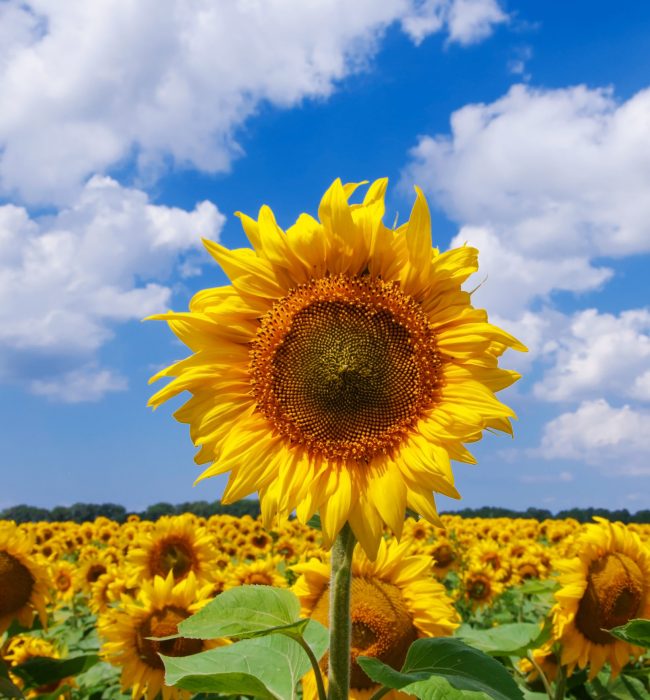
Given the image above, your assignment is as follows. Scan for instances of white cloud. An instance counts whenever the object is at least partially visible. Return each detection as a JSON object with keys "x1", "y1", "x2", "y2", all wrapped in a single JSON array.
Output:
[
  {"x1": 534, "y1": 308, "x2": 650, "y2": 403},
  {"x1": 30, "y1": 365, "x2": 128, "y2": 403},
  {"x1": 404, "y1": 84, "x2": 650, "y2": 258},
  {"x1": 0, "y1": 176, "x2": 224, "y2": 400},
  {"x1": 451, "y1": 226, "x2": 611, "y2": 319},
  {"x1": 536, "y1": 399, "x2": 650, "y2": 475},
  {"x1": 401, "y1": 0, "x2": 507, "y2": 46},
  {"x1": 0, "y1": 0, "x2": 508, "y2": 204}
]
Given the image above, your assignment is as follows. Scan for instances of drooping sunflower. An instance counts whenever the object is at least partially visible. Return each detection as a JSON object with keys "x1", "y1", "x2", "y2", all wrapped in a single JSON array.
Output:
[
  {"x1": 149, "y1": 179, "x2": 525, "y2": 557},
  {"x1": 0, "y1": 523, "x2": 50, "y2": 633},
  {"x1": 552, "y1": 518, "x2": 650, "y2": 679},
  {"x1": 292, "y1": 538, "x2": 459, "y2": 699},
  {"x1": 98, "y1": 572, "x2": 219, "y2": 700},
  {"x1": 2, "y1": 634, "x2": 72, "y2": 698}
]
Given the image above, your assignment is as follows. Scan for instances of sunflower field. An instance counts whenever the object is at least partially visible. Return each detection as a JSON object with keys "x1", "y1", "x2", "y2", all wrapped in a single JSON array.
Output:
[{"x1": 1, "y1": 513, "x2": 649, "y2": 700}]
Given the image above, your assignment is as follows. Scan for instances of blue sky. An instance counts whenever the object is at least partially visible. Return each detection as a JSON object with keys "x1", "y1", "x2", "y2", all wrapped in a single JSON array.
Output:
[{"x1": 1, "y1": 0, "x2": 649, "y2": 514}]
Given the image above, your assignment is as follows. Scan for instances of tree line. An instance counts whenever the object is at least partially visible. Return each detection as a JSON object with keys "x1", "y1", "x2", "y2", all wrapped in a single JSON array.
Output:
[
  {"x1": 1, "y1": 501, "x2": 649, "y2": 524},
  {"x1": 0, "y1": 499, "x2": 261, "y2": 524}
]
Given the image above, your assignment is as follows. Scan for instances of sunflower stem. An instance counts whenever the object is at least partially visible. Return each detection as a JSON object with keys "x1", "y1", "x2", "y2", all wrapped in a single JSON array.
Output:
[
  {"x1": 327, "y1": 522, "x2": 356, "y2": 700},
  {"x1": 294, "y1": 634, "x2": 327, "y2": 700},
  {"x1": 553, "y1": 664, "x2": 566, "y2": 700}
]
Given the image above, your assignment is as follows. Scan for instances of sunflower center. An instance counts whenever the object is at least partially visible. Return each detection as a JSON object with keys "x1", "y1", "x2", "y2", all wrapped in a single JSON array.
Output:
[
  {"x1": 575, "y1": 552, "x2": 644, "y2": 645},
  {"x1": 149, "y1": 536, "x2": 196, "y2": 580},
  {"x1": 0, "y1": 551, "x2": 34, "y2": 617},
  {"x1": 136, "y1": 605, "x2": 203, "y2": 670},
  {"x1": 433, "y1": 544, "x2": 455, "y2": 568},
  {"x1": 467, "y1": 574, "x2": 491, "y2": 601},
  {"x1": 251, "y1": 275, "x2": 441, "y2": 461},
  {"x1": 311, "y1": 576, "x2": 418, "y2": 690}
]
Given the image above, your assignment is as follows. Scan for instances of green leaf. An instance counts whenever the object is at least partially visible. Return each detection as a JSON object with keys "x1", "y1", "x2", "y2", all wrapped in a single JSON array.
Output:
[
  {"x1": 162, "y1": 619, "x2": 328, "y2": 700},
  {"x1": 307, "y1": 514, "x2": 322, "y2": 530},
  {"x1": 11, "y1": 654, "x2": 99, "y2": 687},
  {"x1": 608, "y1": 619, "x2": 650, "y2": 647},
  {"x1": 401, "y1": 675, "x2": 490, "y2": 699},
  {"x1": 586, "y1": 672, "x2": 649, "y2": 700},
  {"x1": 358, "y1": 638, "x2": 524, "y2": 700},
  {"x1": 0, "y1": 677, "x2": 25, "y2": 699},
  {"x1": 515, "y1": 579, "x2": 559, "y2": 595},
  {"x1": 455, "y1": 623, "x2": 545, "y2": 656},
  {"x1": 173, "y1": 585, "x2": 306, "y2": 641}
]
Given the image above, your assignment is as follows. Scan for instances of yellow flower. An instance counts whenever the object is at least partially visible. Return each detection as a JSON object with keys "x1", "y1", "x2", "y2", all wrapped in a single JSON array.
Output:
[
  {"x1": 462, "y1": 564, "x2": 504, "y2": 609},
  {"x1": 125, "y1": 514, "x2": 217, "y2": 584},
  {"x1": 293, "y1": 538, "x2": 459, "y2": 699},
  {"x1": 98, "y1": 572, "x2": 219, "y2": 700},
  {"x1": 0, "y1": 523, "x2": 50, "y2": 633},
  {"x1": 2, "y1": 634, "x2": 72, "y2": 699},
  {"x1": 552, "y1": 518, "x2": 650, "y2": 679},
  {"x1": 149, "y1": 179, "x2": 525, "y2": 557}
]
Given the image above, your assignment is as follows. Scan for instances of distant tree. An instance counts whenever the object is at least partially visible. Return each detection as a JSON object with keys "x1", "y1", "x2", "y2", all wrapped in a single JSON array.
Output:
[
  {"x1": 0, "y1": 504, "x2": 50, "y2": 523},
  {"x1": 141, "y1": 502, "x2": 176, "y2": 520}
]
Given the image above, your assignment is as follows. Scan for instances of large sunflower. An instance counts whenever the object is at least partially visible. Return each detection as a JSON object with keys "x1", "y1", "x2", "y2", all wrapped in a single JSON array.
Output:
[
  {"x1": 552, "y1": 518, "x2": 650, "y2": 679},
  {"x1": 149, "y1": 179, "x2": 525, "y2": 557},
  {"x1": 292, "y1": 538, "x2": 459, "y2": 699},
  {"x1": 0, "y1": 523, "x2": 50, "y2": 633}
]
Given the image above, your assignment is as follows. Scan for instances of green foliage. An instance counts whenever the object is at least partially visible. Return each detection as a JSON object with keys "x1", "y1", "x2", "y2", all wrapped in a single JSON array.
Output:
[
  {"x1": 455, "y1": 623, "x2": 546, "y2": 657},
  {"x1": 163, "y1": 623, "x2": 327, "y2": 699},
  {"x1": 358, "y1": 637, "x2": 524, "y2": 700},
  {"x1": 158, "y1": 585, "x2": 327, "y2": 700},
  {"x1": 607, "y1": 619, "x2": 650, "y2": 648},
  {"x1": 10, "y1": 653, "x2": 99, "y2": 687},
  {"x1": 173, "y1": 585, "x2": 310, "y2": 641}
]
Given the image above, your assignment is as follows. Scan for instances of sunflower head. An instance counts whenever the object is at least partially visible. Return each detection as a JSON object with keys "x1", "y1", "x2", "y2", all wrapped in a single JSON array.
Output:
[
  {"x1": 149, "y1": 179, "x2": 525, "y2": 558},
  {"x1": 292, "y1": 538, "x2": 459, "y2": 698},
  {"x1": 552, "y1": 518, "x2": 650, "y2": 679},
  {"x1": 0, "y1": 523, "x2": 50, "y2": 633}
]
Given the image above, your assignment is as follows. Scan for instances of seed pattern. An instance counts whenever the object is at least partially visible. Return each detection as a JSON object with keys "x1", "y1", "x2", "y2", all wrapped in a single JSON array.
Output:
[
  {"x1": 250, "y1": 274, "x2": 442, "y2": 461},
  {"x1": 574, "y1": 552, "x2": 643, "y2": 645}
]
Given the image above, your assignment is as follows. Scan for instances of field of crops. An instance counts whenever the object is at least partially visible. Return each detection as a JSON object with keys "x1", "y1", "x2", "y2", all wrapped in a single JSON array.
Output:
[{"x1": 1, "y1": 514, "x2": 649, "y2": 699}]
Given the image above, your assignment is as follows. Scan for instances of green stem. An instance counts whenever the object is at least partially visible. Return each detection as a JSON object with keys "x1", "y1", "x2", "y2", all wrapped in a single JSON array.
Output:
[
  {"x1": 294, "y1": 635, "x2": 327, "y2": 700},
  {"x1": 553, "y1": 664, "x2": 566, "y2": 700},
  {"x1": 327, "y1": 523, "x2": 356, "y2": 700}
]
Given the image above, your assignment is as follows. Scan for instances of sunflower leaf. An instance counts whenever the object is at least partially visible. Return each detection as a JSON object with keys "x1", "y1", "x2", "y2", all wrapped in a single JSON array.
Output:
[
  {"x1": 10, "y1": 654, "x2": 99, "y2": 686},
  {"x1": 607, "y1": 619, "x2": 650, "y2": 647},
  {"x1": 358, "y1": 638, "x2": 524, "y2": 700},
  {"x1": 162, "y1": 621, "x2": 328, "y2": 700},
  {"x1": 401, "y1": 675, "x2": 491, "y2": 699},
  {"x1": 175, "y1": 585, "x2": 305, "y2": 640},
  {"x1": 455, "y1": 623, "x2": 546, "y2": 656}
]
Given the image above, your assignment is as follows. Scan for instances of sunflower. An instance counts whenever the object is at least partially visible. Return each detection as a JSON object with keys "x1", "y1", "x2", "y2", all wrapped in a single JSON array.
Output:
[
  {"x1": 224, "y1": 555, "x2": 287, "y2": 589},
  {"x1": 552, "y1": 518, "x2": 650, "y2": 679},
  {"x1": 461, "y1": 564, "x2": 504, "y2": 609},
  {"x1": 2, "y1": 634, "x2": 72, "y2": 698},
  {"x1": 49, "y1": 559, "x2": 77, "y2": 603},
  {"x1": 293, "y1": 538, "x2": 459, "y2": 699},
  {"x1": 98, "y1": 572, "x2": 218, "y2": 700},
  {"x1": 0, "y1": 523, "x2": 50, "y2": 633},
  {"x1": 149, "y1": 179, "x2": 525, "y2": 558},
  {"x1": 125, "y1": 514, "x2": 217, "y2": 584}
]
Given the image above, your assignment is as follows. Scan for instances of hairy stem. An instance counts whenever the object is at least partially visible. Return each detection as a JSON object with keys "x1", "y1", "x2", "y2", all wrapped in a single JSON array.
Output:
[{"x1": 327, "y1": 523, "x2": 356, "y2": 700}]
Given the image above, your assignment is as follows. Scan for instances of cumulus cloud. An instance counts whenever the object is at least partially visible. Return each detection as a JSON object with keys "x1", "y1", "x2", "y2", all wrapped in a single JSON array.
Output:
[
  {"x1": 29, "y1": 365, "x2": 128, "y2": 403},
  {"x1": 0, "y1": 0, "x2": 508, "y2": 204},
  {"x1": 401, "y1": 0, "x2": 507, "y2": 46},
  {"x1": 450, "y1": 226, "x2": 611, "y2": 319},
  {"x1": 534, "y1": 308, "x2": 650, "y2": 403},
  {"x1": 0, "y1": 176, "x2": 224, "y2": 400},
  {"x1": 536, "y1": 399, "x2": 650, "y2": 475},
  {"x1": 404, "y1": 84, "x2": 650, "y2": 259}
]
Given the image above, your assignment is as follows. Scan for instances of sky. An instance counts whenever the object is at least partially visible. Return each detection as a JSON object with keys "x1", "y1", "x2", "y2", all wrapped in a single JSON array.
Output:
[{"x1": 1, "y1": 0, "x2": 649, "y2": 515}]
